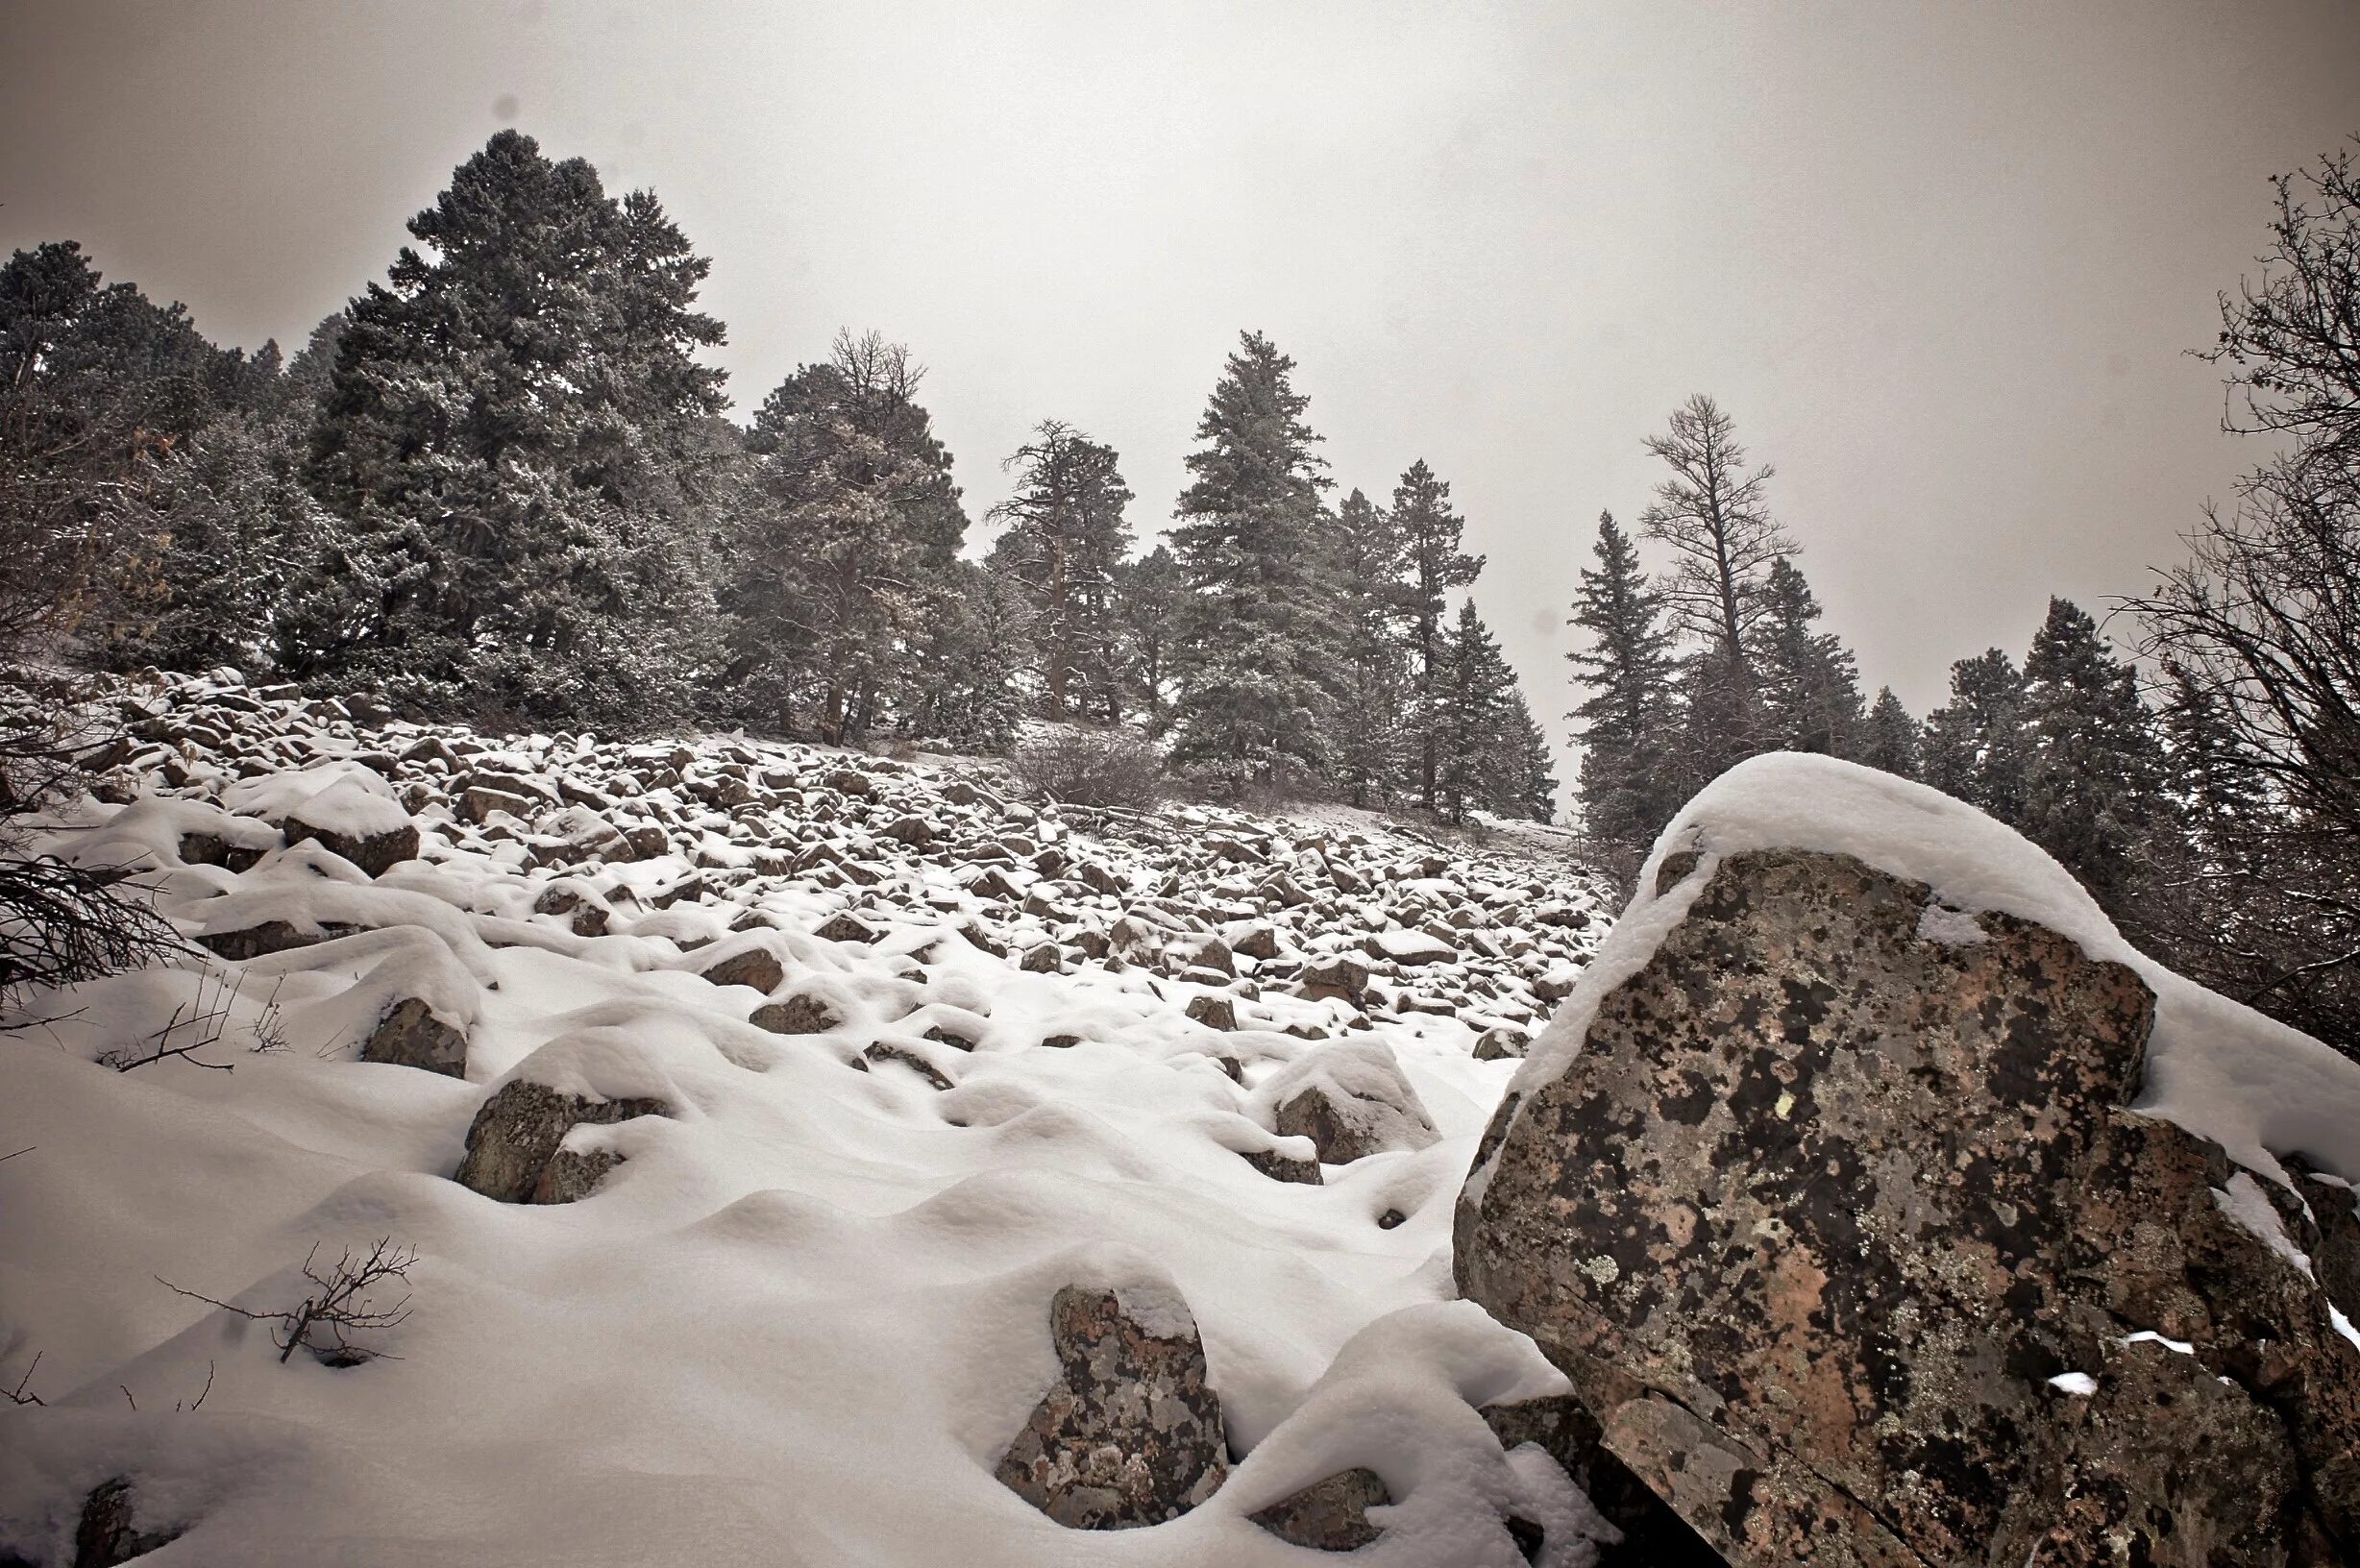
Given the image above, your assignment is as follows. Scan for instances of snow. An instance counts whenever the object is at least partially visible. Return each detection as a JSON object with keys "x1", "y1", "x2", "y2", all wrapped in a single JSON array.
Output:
[
  {"x1": 1, "y1": 677, "x2": 1613, "y2": 1566},
  {"x1": 2046, "y1": 1372, "x2": 2098, "y2": 1395},
  {"x1": 1510, "y1": 752, "x2": 2360, "y2": 1188}
]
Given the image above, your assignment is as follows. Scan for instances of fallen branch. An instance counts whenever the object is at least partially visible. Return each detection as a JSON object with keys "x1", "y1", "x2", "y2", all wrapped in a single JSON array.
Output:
[{"x1": 158, "y1": 1238, "x2": 415, "y2": 1365}]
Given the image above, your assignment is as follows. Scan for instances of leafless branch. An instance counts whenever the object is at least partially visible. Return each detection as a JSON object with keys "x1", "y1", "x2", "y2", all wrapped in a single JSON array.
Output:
[{"x1": 157, "y1": 1238, "x2": 415, "y2": 1365}]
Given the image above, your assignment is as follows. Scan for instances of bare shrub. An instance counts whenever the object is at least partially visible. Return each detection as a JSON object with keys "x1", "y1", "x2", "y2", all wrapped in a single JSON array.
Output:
[
  {"x1": 1011, "y1": 728, "x2": 1165, "y2": 810},
  {"x1": 158, "y1": 1237, "x2": 415, "y2": 1366}
]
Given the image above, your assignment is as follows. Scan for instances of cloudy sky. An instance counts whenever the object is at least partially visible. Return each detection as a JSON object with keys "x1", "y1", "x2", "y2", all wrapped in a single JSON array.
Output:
[{"x1": 7, "y1": 0, "x2": 2357, "y2": 762}]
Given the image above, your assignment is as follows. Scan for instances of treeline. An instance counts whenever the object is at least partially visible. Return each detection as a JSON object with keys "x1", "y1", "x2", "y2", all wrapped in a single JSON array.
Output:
[
  {"x1": 1568, "y1": 143, "x2": 2360, "y2": 1060},
  {"x1": 0, "y1": 130, "x2": 1552, "y2": 823}
]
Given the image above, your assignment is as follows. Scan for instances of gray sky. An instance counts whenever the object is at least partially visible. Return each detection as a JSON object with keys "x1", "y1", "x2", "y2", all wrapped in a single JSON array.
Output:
[{"x1": 7, "y1": 0, "x2": 2358, "y2": 768}]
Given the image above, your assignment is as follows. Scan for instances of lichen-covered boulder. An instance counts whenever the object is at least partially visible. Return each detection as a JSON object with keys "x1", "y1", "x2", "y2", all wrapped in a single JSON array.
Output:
[
  {"x1": 1456, "y1": 846, "x2": 2360, "y2": 1566},
  {"x1": 1264, "y1": 1039, "x2": 1439, "y2": 1165},
  {"x1": 1248, "y1": 1467, "x2": 1389, "y2": 1551},
  {"x1": 994, "y1": 1284, "x2": 1230, "y2": 1529},
  {"x1": 360, "y1": 996, "x2": 468, "y2": 1077},
  {"x1": 455, "y1": 1080, "x2": 668, "y2": 1203}
]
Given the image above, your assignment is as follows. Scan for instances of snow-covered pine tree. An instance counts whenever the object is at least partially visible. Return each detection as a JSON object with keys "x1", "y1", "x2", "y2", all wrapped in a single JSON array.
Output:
[
  {"x1": 1858, "y1": 687, "x2": 1924, "y2": 779},
  {"x1": 307, "y1": 131, "x2": 728, "y2": 725},
  {"x1": 1391, "y1": 459, "x2": 1484, "y2": 809},
  {"x1": 1116, "y1": 544, "x2": 1185, "y2": 731},
  {"x1": 1493, "y1": 688, "x2": 1560, "y2": 822},
  {"x1": 986, "y1": 420, "x2": 1134, "y2": 723},
  {"x1": 1637, "y1": 395, "x2": 1794, "y2": 792},
  {"x1": 1922, "y1": 649, "x2": 2030, "y2": 823},
  {"x1": 1329, "y1": 487, "x2": 1413, "y2": 808},
  {"x1": 1166, "y1": 331, "x2": 1342, "y2": 796},
  {"x1": 1566, "y1": 511, "x2": 1683, "y2": 858},
  {"x1": 897, "y1": 558, "x2": 1029, "y2": 753},
  {"x1": 724, "y1": 331, "x2": 967, "y2": 745},
  {"x1": 2018, "y1": 597, "x2": 2166, "y2": 913},
  {"x1": 1751, "y1": 556, "x2": 1864, "y2": 756},
  {"x1": 1432, "y1": 598, "x2": 1518, "y2": 825}
]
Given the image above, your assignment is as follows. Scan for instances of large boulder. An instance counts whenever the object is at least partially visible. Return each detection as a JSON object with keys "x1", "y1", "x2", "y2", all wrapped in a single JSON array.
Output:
[
  {"x1": 283, "y1": 777, "x2": 419, "y2": 877},
  {"x1": 454, "y1": 1080, "x2": 669, "y2": 1203},
  {"x1": 359, "y1": 996, "x2": 468, "y2": 1077},
  {"x1": 1457, "y1": 846, "x2": 2360, "y2": 1567},
  {"x1": 994, "y1": 1284, "x2": 1230, "y2": 1530},
  {"x1": 1263, "y1": 1039, "x2": 1440, "y2": 1165}
]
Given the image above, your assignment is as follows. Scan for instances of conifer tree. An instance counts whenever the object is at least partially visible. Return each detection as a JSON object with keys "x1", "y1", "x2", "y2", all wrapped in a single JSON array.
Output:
[
  {"x1": 1329, "y1": 487, "x2": 1412, "y2": 807},
  {"x1": 1116, "y1": 544, "x2": 1186, "y2": 730},
  {"x1": 1922, "y1": 649, "x2": 2030, "y2": 822},
  {"x1": 307, "y1": 131, "x2": 728, "y2": 723},
  {"x1": 986, "y1": 420, "x2": 1133, "y2": 723},
  {"x1": 2018, "y1": 597, "x2": 2165, "y2": 912},
  {"x1": 1858, "y1": 687, "x2": 1924, "y2": 779},
  {"x1": 1494, "y1": 689, "x2": 1560, "y2": 822},
  {"x1": 1391, "y1": 460, "x2": 1484, "y2": 807},
  {"x1": 1432, "y1": 598, "x2": 1518, "y2": 824},
  {"x1": 1567, "y1": 512, "x2": 1681, "y2": 856},
  {"x1": 898, "y1": 559, "x2": 1029, "y2": 752},
  {"x1": 1751, "y1": 556, "x2": 1864, "y2": 755},
  {"x1": 724, "y1": 331, "x2": 966, "y2": 744},
  {"x1": 1166, "y1": 331, "x2": 1341, "y2": 796}
]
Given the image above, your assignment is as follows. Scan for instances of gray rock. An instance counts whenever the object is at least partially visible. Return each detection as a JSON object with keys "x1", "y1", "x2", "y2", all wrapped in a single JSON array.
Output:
[
  {"x1": 1241, "y1": 1146, "x2": 1323, "y2": 1186},
  {"x1": 197, "y1": 919, "x2": 358, "y2": 961},
  {"x1": 994, "y1": 1285, "x2": 1230, "y2": 1529},
  {"x1": 529, "y1": 1144, "x2": 625, "y2": 1205},
  {"x1": 1249, "y1": 1468, "x2": 1389, "y2": 1551},
  {"x1": 1472, "y1": 1025, "x2": 1528, "y2": 1061},
  {"x1": 750, "y1": 993, "x2": 841, "y2": 1035},
  {"x1": 815, "y1": 912, "x2": 879, "y2": 944},
  {"x1": 360, "y1": 996, "x2": 468, "y2": 1077},
  {"x1": 1456, "y1": 845, "x2": 2360, "y2": 1567},
  {"x1": 700, "y1": 947, "x2": 785, "y2": 994},
  {"x1": 455, "y1": 1080, "x2": 668, "y2": 1203},
  {"x1": 72, "y1": 1478, "x2": 181, "y2": 1568},
  {"x1": 1300, "y1": 955, "x2": 1371, "y2": 1003},
  {"x1": 1185, "y1": 994, "x2": 1237, "y2": 1032},
  {"x1": 283, "y1": 811, "x2": 419, "y2": 878},
  {"x1": 1270, "y1": 1041, "x2": 1440, "y2": 1165}
]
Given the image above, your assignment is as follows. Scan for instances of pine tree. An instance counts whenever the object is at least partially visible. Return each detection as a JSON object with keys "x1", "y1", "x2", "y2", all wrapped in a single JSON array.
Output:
[
  {"x1": 2018, "y1": 598, "x2": 2166, "y2": 912},
  {"x1": 1116, "y1": 544, "x2": 1186, "y2": 730},
  {"x1": 1858, "y1": 687, "x2": 1924, "y2": 779},
  {"x1": 898, "y1": 559, "x2": 1028, "y2": 752},
  {"x1": 1391, "y1": 460, "x2": 1484, "y2": 807},
  {"x1": 1432, "y1": 598, "x2": 1518, "y2": 824},
  {"x1": 307, "y1": 131, "x2": 728, "y2": 724},
  {"x1": 1638, "y1": 395, "x2": 1794, "y2": 782},
  {"x1": 1329, "y1": 487, "x2": 1412, "y2": 807},
  {"x1": 1751, "y1": 556, "x2": 1864, "y2": 756},
  {"x1": 1165, "y1": 331, "x2": 1342, "y2": 796},
  {"x1": 1494, "y1": 688, "x2": 1560, "y2": 822},
  {"x1": 1922, "y1": 649, "x2": 2030, "y2": 822},
  {"x1": 724, "y1": 331, "x2": 967, "y2": 745},
  {"x1": 986, "y1": 420, "x2": 1133, "y2": 723},
  {"x1": 1567, "y1": 512, "x2": 1682, "y2": 856}
]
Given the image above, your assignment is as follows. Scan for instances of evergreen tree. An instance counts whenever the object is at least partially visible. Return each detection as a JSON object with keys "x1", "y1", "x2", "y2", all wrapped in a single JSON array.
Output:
[
  {"x1": 1566, "y1": 512, "x2": 1682, "y2": 856},
  {"x1": 1116, "y1": 544, "x2": 1186, "y2": 730},
  {"x1": 1638, "y1": 395, "x2": 1794, "y2": 782},
  {"x1": 724, "y1": 331, "x2": 967, "y2": 745},
  {"x1": 1432, "y1": 598, "x2": 1518, "y2": 824},
  {"x1": 1391, "y1": 459, "x2": 1484, "y2": 807},
  {"x1": 1922, "y1": 649, "x2": 2029, "y2": 821},
  {"x1": 1494, "y1": 688, "x2": 1560, "y2": 822},
  {"x1": 1165, "y1": 331, "x2": 1341, "y2": 796},
  {"x1": 897, "y1": 559, "x2": 1028, "y2": 752},
  {"x1": 2018, "y1": 597, "x2": 2165, "y2": 912},
  {"x1": 986, "y1": 420, "x2": 1133, "y2": 723},
  {"x1": 1858, "y1": 687, "x2": 1924, "y2": 779},
  {"x1": 1329, "y1": 487, "x2": 1412, "y2": 807},
  {"x1": 307, "y1": 130, "x2": 728, "y2": 724},
  {"x1": 1751, "y1": 556, "x2": 1864, "y2": 755}
]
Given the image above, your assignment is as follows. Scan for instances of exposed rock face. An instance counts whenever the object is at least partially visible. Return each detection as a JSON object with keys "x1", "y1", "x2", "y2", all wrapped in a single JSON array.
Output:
[
  {"x1": 283, "y1": 810, "x2": 419, "y2": 878},
  {"x1": 72, "y1": 1478, "x2": 181, "y2": 1568},
  {"x1": 196, "y1": 919, "x2": 359, "y2": 960},
  {"x1": 1457, "y1": 846, "x2": 2360, "y2": 1567},
  {"x1": 359, "y1": 996, "x2": 468, "y2": 1077},
  {"x1": 994, "y1": 1285, "x2": 1230, "y2": 1530},
  {"x1": 1249, "y1": 1467, "x2": 1390, "y2": 1550},
  {"x1": 455, "y1": 1080, "x2": 668, "y2": 1203},
  {"x1": 1268, "y1": 1040, "x2": 1440, "y2": 1165},
  {"x1": 750, "y1": 993, "x2": 840, "y2": 1035},
  {"x1": 700, "y1": 947, "x2": 785, "y2": 993},
  {"x1": 1481, "y1": 1395, "x2": 1720, "y2": 1565}
]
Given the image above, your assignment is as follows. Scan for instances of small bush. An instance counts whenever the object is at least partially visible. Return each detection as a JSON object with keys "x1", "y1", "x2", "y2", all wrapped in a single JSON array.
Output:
[{"x1": 1011, "y1": 728, "x2": 1165, "y2": 810}]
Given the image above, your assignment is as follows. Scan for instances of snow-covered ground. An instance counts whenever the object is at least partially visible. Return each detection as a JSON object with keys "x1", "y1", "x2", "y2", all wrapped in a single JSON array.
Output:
[{"x1": 0, "y1": 672, "x2": 1614, "y2": 1566}]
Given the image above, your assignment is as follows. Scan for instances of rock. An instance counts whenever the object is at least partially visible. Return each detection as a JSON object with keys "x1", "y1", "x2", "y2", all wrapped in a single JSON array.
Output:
[
  {"x1": 700, "y1": 947, "x2": 785, "y2": 994},
  {"x1": 1268, "y1": 1040, "x2": 1440, "y2": 1164},
  {"x1": 1299, "y1": 954, "x2": 1371, "y2": 1003},
  {"x1": 1040, "y1": 1033, "x2": 1084, "y2": 1049},
  {"x1": 824, "y1": 768, "x2": 874, "y2": 798},
  {"x1": 1456, "y1": 845, "x2": 2360, "y2": 1567},
  {"x1": 1473, "y1": 1025, "x2": 1528, "y2": 1061},
  {"x1": 922, "y1": 1024, "x2": 979, "y2": 1053},
  {"x1": 1185, "y1": 994, "x2": 1237, "y2": 1031},
  {"x1": 360, "y1": 996, "x2": 468, "y2": 1077},
  {"x1": 750, "y1": 993, "x2": 841, "y2": 1035},
  {"x1": 460, "y1": 784, "x2": 540, "y2": 825},
  {"x1": 1249, "y1": 1468, "x2": 1389, "y2": 1551},
  {"x1": 994, "y1": 1284, "x2": 1230, "y2": 1529},
  {"x1": 529, "y1": 1144, "x2": 625, "y2": 1204},
  {"x1": 1192, "y1": 938, "x2": 1236, "y2": 977},
  {"x1": 72, "y1": 1477, "x2": 181, "y2": 1568},
  {"x1": 862, "y1": 1041, "x2": 953, "y2": 1090},
  {"x1": 1020, "y1": 943, "x2": 1064, "y2": 974},
  {"x1": 1241, "y1": 1145, "x2": 1323, "y2": 1186},
  {"x1": 884, "y1": 814, "x2": 934, "y2": 845},
  {"x1": 196, "y1": 919, "x2": 359, "y2": 961},
  {"x1": 1366, "y1": 927, "x2": 1455, "y2": 967},
  {"x1": 1481, "y1": 1396, "x2": 1722, "y2": 1565},
  {"x1": 815, "y1": 912, "x2": 879, "y2": 945},
  {"x1": 283, "y1": 801, "x2": 419, "y2": 877},
  {"x1": 455, "y1": 1080, "x2": 668, "y2": 1203}
]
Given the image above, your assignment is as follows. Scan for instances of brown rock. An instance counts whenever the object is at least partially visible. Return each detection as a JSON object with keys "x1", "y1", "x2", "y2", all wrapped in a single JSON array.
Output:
[
  {"x1": 283, "y1": 811, "x2": 420, "y2": 878},
  {"x1": 750, "y1": 993, "x2": 841, "y2": 1035},
  {"x1": 1249, "y1": 1468, "x2": 1389, "y2": 1551},
  {"x1": 1241, "y1": 1145, "x2": 1323, "y2": 1186},
  {"x1": 700, "y1": 947, "x2": 785, "y2": 993},
  {"x1": 72, "y1": 1477, "x2": 182, "y2": 1568},
  {"x1": 1299, "y1": 954, "x2": 1371, "y2": 1003},
  {"x1": 1186, "y1": 994, "x2": 1237, "y2": 1032},
  {"x1": 1456, "y1": 846, "x2": 2360, "y2": 1566},
  {"x1": 359, "y1": 996, "x2": 468, "y2": 1077},
  {"x1": 529, "y1": 1144, "x2": 625, "y2": 1205},
  {"x1": 815, "y1": 912, "x2": 879, "y2": 944},
  {"x1": 994, "y1": 1285, "x2": 1229, "y2": 1529},
  {"x1": 196, "y1": 919, "x2": 358, "y2": 961},
  {"x1": 454, "y1": 1080, "x2": 668, "y2": 1203},
  {"x1": 862, "y1": 1041, "x2": 953, "y2": 1090}
]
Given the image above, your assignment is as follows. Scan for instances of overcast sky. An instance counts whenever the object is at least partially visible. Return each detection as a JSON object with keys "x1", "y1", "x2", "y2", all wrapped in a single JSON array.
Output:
[{"x1": 7, "y1": 1, "x2": 2358, "y2": 769}]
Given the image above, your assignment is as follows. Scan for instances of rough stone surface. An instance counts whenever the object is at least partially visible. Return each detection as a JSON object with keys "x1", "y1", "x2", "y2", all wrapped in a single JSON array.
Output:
[
  {"x1": 283, "y1": 810, "x2": 419, "y2": 878},
  {"x1": 196, "y1": 919, "x2": 359, "y2": 960},
  {"x1": 455, "y1": 1080, "x2": 668, "y2": 1203},
  {"x1": 359, "y1": 996, "x2": 468, "y2": 1077},
  {"x1": 750, "y1": 993, "x2": 840, "y2": 1035},
  {"x1": 700, "y1": 948, "x2": 785, "y2": 994},
  {"x1": 1270, "y1": 1042, "x2": 1440, "y2": 1165},
  {"x1": 1481, "y1": 1395, "x2": 1720, "y2": 1566},
  {"x1": 530, "y1": 1144, "x2": 625, "y2": 1204},
  {"x1": 1241, "y1": 1145, "x2": 1323, "y2": 1186},
  {"x1": 1457, "y1": 846, "x2": 2360, "y2": 1567},
  {"x1": 995, "y1": 1285, "x2": 1230, "y2": 1530},
  {"x1": 862, "y1": 1042, "x2": 953, "y2": 1090},
  {"x1": 1185, "y1": 994, "x2": 1236, "y2": 1031},
  {"x1": 1248, "y1": 1467, "x2": 1390, "y2": 1551},
  {"x1": 71, "y1": 1479, "x2": 180, "y2": 1568}
]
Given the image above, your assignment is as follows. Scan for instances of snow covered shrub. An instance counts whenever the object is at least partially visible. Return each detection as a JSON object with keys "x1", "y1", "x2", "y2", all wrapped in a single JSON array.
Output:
[{"x1": 1011, "y1": 727, "x2": 1163, "y2": 809}]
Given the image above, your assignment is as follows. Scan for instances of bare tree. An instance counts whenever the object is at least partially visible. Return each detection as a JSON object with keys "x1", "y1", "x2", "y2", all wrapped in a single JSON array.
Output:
[
  {"x1": 158, "y1": 1238, "x2": 416, "y2": 1366},
  {"x1": 1637, "y1": 394, "x2": 1797, "y2": 663}
]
